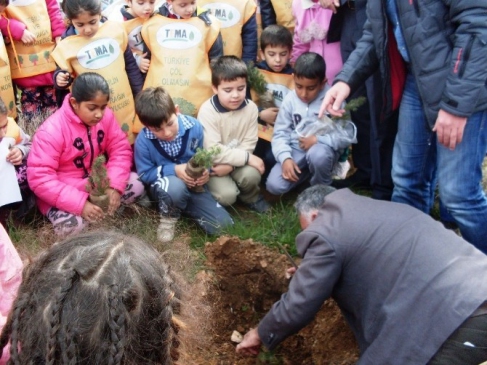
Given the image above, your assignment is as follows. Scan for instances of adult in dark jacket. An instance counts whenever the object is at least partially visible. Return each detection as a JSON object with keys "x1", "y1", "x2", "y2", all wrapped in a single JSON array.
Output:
[
  {"x1": 320, "y1": 0, "x2": 487, "y2": 253},
  {"x1": 237, "y1": 185, "x2": 487, "y2": 364}
]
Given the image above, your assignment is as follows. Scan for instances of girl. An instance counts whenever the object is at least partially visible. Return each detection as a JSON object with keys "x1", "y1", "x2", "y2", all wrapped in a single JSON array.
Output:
[
  {"x1": 291, "y1": 0, "x2": 342, "y2": 85},
  {"x1": 0, "y1": 97, "x2": 32, "y2": 227},
  {"x1": 140, "y1": 0, "x2": 223, "y2": 116},
  {"x1": 0, "y1": 223, "x2": 22, "y2": 365},
  {"x1": 27, "y1": 73, "x2": 144, "y2": 237},
  {"x1": 1, "y1": 0, "x2": 65, "y2": 120},
  {"x1": 51, "y1": 0, "x2": 145, "y2": 142},
  {"x1": 0, "y1": 230, "x2": 184, "y2": 364}
]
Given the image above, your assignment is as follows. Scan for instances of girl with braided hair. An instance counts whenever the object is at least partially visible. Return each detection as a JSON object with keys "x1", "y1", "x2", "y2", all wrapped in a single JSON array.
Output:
[{"x1": 0, "y1": 230, "x2": 184, "y2": 365}]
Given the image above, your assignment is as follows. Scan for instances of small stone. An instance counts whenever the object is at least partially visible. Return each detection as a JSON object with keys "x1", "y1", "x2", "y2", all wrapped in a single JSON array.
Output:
[
  {"x1": 260, "y1": 260, "x2": 268, "y2": 268},
  {"x1": 231, "y1": 330, "x2": 243, "y2": 343}
]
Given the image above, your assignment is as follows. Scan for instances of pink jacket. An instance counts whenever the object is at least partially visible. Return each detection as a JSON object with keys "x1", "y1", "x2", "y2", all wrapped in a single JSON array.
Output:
[
  {"x1": 3, "y1": 0, "x2": 65, "y2": 88},
  {"x1": 291, "y1": 0, "x2": 342, "y2": 85},
  {"x1": 0, "y1": 224, "x2": 23, "y2": 365},
  {"x1": 27, "y1": 94, "x2": 133, "y2": 216}
]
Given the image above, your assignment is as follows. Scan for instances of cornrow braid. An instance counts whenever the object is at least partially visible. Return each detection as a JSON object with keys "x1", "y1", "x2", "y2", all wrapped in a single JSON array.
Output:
[
  {"x1": 46, "y1": 270, "x2": 78, "y2": 365},
  {"x1": 107, "y1": 285, "x2": 126, "y2": 365},
  {"x1": 3, "y1": 292, "x2": 30, "y2": 365},
  {"x1": 61, "y1": 318, "x2": 77, "y2": 365}
]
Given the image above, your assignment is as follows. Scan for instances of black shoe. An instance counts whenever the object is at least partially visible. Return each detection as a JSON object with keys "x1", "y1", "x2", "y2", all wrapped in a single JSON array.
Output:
[
  {"x1": 331, "y1": 175, "x2": 371, "y2": 190},
  {"x1": 247, "y1": 195, "x2": 270, "y2": 213}
]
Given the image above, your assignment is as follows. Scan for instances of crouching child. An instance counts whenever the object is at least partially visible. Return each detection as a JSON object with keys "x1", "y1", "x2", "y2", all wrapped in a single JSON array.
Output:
[{"x1": 134, "y1": 87, "x2": 233, "y2": 242}]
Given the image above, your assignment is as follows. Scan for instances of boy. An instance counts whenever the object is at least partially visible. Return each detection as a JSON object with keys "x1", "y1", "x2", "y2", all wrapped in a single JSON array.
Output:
[
  {"x1": 140, "y1": 0, "x2": 223, "y2": 116},
  {"x1": 134, "y1": 87, "x2": 233, "y2": 242},
  {"x1": 199, "y1": 0, "x2": 258, "y2": 63},
  {"x1": 252, "y1": 24, "x2": 294, "y2": 178},
  {"x1": 197, "y1": 55, "x2": 269, "y2": 213},
  {"x1": 266, "y1": 52, "x2": 355, "y2": 195}
]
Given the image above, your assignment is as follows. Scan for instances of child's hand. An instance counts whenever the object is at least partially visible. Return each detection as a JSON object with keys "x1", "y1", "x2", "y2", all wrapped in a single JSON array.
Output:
[
  {"x1": 6, "y1": 147, "x2": 23, "y2": 165},
  {"x1": 210, "y1": 164, "x2": 233, "y2": 177},
  {"x1": 248, "y1": 154, "x2": 265, "y2": 175},
  {"x1": 56, "y1": 72, "x2": 71, "y2": 88},
  {"x1": 194, "y1": 168, "x2": 209, "y2": 186},
  {"x1": 299, "y1": 136, "x2": 317, "y2": 151},
  {"x1": 259, "y1": 107, "x2": 279, "y2": 125},
  {"x1": 139, "y1": 53, "x2": 150, "y2": 73},
  {"x1": 175, "y1": 163, "x2": 197, "y2": 187},
  {"x1": 21, "y1": 29, "x2": 36, "y2": 45},
  {"x1": 105, "y1": 188, "x2": 121, "y2": 215},
  {"x1": 82, "y1": 201, "x2": 104, "y2": 222},
  {"x1": 282, "y1": 158, "x2": 301, "y2": 182}
]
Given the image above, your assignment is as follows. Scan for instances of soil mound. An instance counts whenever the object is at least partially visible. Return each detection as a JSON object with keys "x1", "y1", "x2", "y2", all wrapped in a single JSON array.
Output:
[{"x1": 201, "y1": 236, "x2": 359, "y2": 365}]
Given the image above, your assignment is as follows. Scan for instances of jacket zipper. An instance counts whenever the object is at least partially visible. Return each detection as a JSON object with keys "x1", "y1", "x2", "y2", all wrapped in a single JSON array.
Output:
[
  {"x1": 87, "y1": 126, "x2": 94, "y2": 168},
  {"x1": 459, "y1": 36, "x2": 474, "y2": 78}
]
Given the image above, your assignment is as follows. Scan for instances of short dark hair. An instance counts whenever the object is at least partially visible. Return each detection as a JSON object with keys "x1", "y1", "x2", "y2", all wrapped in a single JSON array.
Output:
[
  {"x1": 0, "y1": 231, "x2": 183, "y2": 364},
  {"x1": 71, "y1": 72, "x2": 110, "y2": 103},
  {"x1": 260, "y1": 25, "x2": 293, "y2": 52},
  {"x1": 135, "y1": 87, "x2": 176, "y2": 128},
  {"x1": 294, "y1": 52, "x2": 327, "y2": 82},
  {"x1": 210, "y1": 55, "x2": 248, "y2": 87},
  {"x1": 0, "y1": 0, "x2": 9, "y2": 7},
  {"x1": 63, "y1": 0, "x2": 101, "y2": 19},
  {"x1": 0, "y1": 97, "x2": 7, "y2": 116}
]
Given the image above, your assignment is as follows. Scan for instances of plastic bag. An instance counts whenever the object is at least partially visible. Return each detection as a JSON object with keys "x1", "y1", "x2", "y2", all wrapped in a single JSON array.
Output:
[{"x1": 295, "y1": 115, "x2": 357, "y2": 146}]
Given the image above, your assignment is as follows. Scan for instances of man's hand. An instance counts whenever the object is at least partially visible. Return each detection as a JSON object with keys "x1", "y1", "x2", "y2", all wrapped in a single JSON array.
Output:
[
  {"x1": 282, "y1": 158, "x2": 301, "y2": 182},
  {"x1": 319, "y1": 81, "x2": 351, "y2": 118},
  {"x1": 260, "y1": 107, "x2": 279, "y2": 126},
  {"x1": 21, "y1": 29, "x2": 36, "y2": 45},
  {"x1": 138, "y1": 52, "x2": 150, "y2": 73},
  {"x1": 6, "y1": 147, "x2": 23, "y2": 165},
  {"x1": 105, "y1": 188, "x2": 121, "y2": 215},
  {"x1": 432, "y1": 109, "x2": 467, "y2": 150},
  {"x1": 248, "y1": 154, "x2": 265, "y2": 175},
  {"x1": 319, "y1": 0, "x2": 340, "y2": 12},
  {"x1": 299, "y1": 136, "x2": 317, "y2": 151},
  {"x1": 236, "y1": 328, "x2": 262, "y2": 356},
  {"x1": 81, "y1": 201, "x2": 104, "y2": 222},
  {"x1": 210, "y1": 164, "x2": 234, "y2": 177}
]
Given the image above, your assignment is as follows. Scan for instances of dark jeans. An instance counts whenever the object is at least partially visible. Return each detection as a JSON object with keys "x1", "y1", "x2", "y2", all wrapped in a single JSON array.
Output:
[{"x1": 428, "y1": 314, "x2": 487, "y2": 365}]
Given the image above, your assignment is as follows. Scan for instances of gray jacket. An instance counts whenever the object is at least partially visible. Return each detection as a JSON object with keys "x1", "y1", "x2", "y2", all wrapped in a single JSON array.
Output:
[
  {"x1": 258, "y1": 189, "x2": 487, "y2": 364},
  {"x1": 335, "y1": 0, "x2": 487, "y2": 127}
]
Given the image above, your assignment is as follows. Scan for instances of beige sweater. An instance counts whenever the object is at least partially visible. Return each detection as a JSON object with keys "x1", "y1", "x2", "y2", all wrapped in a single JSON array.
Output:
[{"x1": 197, "y1": 95, "x2": 258, "y2": 167}]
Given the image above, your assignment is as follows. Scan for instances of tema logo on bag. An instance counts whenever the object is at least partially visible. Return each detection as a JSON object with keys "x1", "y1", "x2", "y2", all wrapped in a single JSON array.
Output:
[
  {"x1": 156, "y1": 24, "x2": 202, "y2": 50},
  {"x1": 201, "y1": 3, "x2": 240, "y2": 28},
  {"x1": 266, "y1": 84, "x2": 292, "y2": 108},
  {"x1": 77, "y1": 38, "x2": 120, "y2": 70},
  {"x1": 128, "y1": 25, "x2": 144, "y2": 51}
]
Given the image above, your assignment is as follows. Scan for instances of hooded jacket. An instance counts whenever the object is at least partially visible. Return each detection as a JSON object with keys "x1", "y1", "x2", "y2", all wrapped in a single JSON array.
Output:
[
  {"x1": 27, "y1": 94, "x2": 133, "y2": 216},
  {"x1": 335, "y1": 0, "x2": 487, "y2": 127}
]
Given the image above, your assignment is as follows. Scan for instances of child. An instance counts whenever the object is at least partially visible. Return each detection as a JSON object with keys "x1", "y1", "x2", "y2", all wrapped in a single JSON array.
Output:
[
  {"x1": 252, "y1": 24, "x2": 294, "y2": 179},
  {"x1": 0, "y1": 223, "x2": 22, "y2": 365},
  {"x1": 198, "y1": 55, "x2": 269, "y2": 213},
  {"x1": 103, "y1": 0, "x2": 158, "y2": 74},
  {"x1": 27, "y1": 73, "x2": 144, "y2": 237},
  {"x1": 259, "y1": 0, "x2": 294, "y2": 34},
  {"x1": 0, "y1": 97, "x2": 33, "y2": 227},
  {"x1": 51, "y1": 0, "x2": 145, "y2": 142},
  {"x1": 0, "y1": 0, "x2": 64, "y2": 120},
  {"x1": 134, "y1": 87, "x2": 233, "y2": 242},
  {"x1": 199, "y1": 0, "x2": 258, "y2": 63},
  {"x1": 0, "y1": 230, "x2": 184, "y2": 364},
  {"x1": 139, "y1": 0, "x2": 223, "y2": 117},
  {"x1": 291, "y1": 0, "x2": 342, "y2": 85},
  {"x1": 0, "y1": 36, "x2": 15, "y2": 120},
  {"x1": 266, "y1": 52, "x2": 356, "y2": 195}
]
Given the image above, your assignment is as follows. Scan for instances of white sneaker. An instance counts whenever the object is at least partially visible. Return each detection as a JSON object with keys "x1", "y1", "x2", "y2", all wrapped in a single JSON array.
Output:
[
  {"x1": 332, "y1": 160, "x2": 351, "y2": 180},
  {"x1": 157, "y1": 216, "x2": 178, "y2": 242}
]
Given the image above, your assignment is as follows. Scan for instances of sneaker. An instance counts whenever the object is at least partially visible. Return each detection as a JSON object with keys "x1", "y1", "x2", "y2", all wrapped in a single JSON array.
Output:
[
  {"x1": 157, "y1": 216, "x2": 178, "y2": 242},
  {"x1": 247, "y1": 195, "x2": 270, "y2": 213},
  {"x1": 332, "y1": 160, "x2": 351, "y2": 180}
]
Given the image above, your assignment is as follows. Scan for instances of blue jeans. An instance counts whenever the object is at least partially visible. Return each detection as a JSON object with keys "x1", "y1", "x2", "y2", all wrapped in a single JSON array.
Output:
[{"x1": 392, "y1": 73, "x2": 487, "y2": 253}]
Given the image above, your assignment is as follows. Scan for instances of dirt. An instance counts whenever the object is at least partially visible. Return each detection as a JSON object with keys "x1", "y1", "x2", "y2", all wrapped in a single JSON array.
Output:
[{"x1": 193, "y1": 236, "x2": 359, "y2": 365}]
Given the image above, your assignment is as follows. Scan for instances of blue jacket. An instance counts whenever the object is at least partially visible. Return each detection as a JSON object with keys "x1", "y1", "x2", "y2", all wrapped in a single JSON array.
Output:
[
  {"x1": 134, "y1": 115, "x2": 204, "y2": 184},
  {"x1": 336, "y1": 0, "x2": 487, "y2": 127}
]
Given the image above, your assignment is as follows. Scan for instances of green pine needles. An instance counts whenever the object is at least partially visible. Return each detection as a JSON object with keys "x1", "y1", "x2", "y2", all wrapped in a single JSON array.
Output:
[{"x1": 86, "y1": 155, "x2": 111, "y2": 196}]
